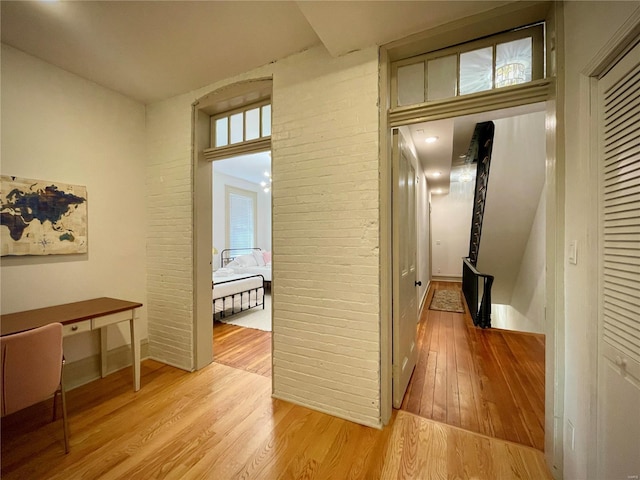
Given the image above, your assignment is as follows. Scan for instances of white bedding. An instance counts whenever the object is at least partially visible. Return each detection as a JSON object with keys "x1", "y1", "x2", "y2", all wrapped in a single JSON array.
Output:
[
  {"x1": 212, "y1": 272, "x2": 264, "y2": 316},
  {"x1": 228, "y1": 265, "x2": 272, "y2": 282},
  {"x1": 223, "y1": 252, "x2": 272, "y2": 282}
]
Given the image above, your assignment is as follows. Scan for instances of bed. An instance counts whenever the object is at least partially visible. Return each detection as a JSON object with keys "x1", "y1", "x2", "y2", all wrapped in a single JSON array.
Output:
[
  {"x1": 221, "y1": 248, "x2": 272, "y2": 284},
  {"x1": 212, "y1": 271, "x2": 265, "y2": 320}
]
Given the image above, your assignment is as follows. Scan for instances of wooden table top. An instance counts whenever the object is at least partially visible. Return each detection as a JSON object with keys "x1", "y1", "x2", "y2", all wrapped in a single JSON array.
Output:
[{"x1": 1, "y1": 297, "x2": 143, "y2": 336}]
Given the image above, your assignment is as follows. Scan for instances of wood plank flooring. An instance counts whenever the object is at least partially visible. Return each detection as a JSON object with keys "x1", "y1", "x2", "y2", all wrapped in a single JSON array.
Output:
[
  {"x1": 213, "y1": 321, "x2": 271, "y2": 377},
  {"x1": 401, "y1": 281, "x2": 546, "y2": 451},
  {"x1": 1, "y1": 359, "x2": 551, "y2": 479}
]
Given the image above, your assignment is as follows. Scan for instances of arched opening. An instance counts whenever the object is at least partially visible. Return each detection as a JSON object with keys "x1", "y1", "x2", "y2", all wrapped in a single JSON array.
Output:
[{"x1": 192, "y1": 78, "x2": 273, "y2": 370}]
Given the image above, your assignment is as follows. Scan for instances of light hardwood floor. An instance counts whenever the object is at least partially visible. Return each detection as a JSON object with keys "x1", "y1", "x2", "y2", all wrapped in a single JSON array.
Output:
[
  {"x1": 212, "y1": 282, "x2": 545, "y2": 451},
  {"x1": 1, "y1": 359, "x2": 551, "y2": 479},
  {"x1": 402, "y1": 282, "x2": 546, "y2": 450},
  {"x1": 2, "y1": 284, "x2": 549, "y2": 479},
  {"x1": 213, "y1": 321, "x2": 271, "y2": 377}
]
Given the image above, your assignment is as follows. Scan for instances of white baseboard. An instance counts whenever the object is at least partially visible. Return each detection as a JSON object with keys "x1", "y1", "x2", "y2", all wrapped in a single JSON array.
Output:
[
  {"x1": 271, "y1": 392, "x2": 383, "y2": 430},
  {"x1": 147, "y1": 355, "x2": 194, "y2": 373},
  {"x1": 65, "y1": 340, "x2": 149, "y2": 390},
  {"x1": 431, "y1": 275, "x2": 462, "y2": 283},
  {"x1": 419, "y1": 280, "x2": 431, "y2": 316}
]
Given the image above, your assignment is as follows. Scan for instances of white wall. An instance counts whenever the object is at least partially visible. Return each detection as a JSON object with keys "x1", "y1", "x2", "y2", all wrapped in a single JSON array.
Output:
[
  {"x1": 212, "y1": 170, "x2": 272, "y2": 269},
  {"x1": 477, "y1": 111, "x2": 546, "y2": 304},
  {"x1": 270, "y1": 46, "x2": 381, "y2": 426},
  {"x1": 417, "y1": 170, "x2": 431, "y2": 308},
  {"x1": 492, "y1": 188, "x2": 545, "y2": 333},
  {"x1": 562, "y1": 3, "x2": 640, "y2": 478},
  {"x1": 400, "y1": 126, "x2": 431, "y2": 309},
  {"x1": 146, "y1": 90, "x2": 194, "y2": 369},
  {"x1": 430, "y1": 180, "x2": 474, "y2": 278},
  {"x1": 0, "y1": 45, "x2": 147, "y2": 370},
  {"x1": 146, "y1": 44, "x2": 382, "y2": 427}
]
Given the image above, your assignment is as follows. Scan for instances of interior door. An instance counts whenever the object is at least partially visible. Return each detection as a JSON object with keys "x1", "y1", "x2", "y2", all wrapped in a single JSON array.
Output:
[
  {"x1": 596, "y1": 39, "x2": 640, "y2": 479},
  {"x1": 392, "y1": 129, "x2": 418, "y2": 408}
]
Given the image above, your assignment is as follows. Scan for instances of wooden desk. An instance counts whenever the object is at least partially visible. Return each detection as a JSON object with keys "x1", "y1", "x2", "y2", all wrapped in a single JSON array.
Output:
[{"x1": 1, "y1": 297, "x2": 143, "y2": 391}]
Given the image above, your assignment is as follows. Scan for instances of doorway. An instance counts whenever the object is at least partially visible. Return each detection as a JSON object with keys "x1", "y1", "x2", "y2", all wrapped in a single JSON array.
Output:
[
  {"x1": 211, "y1": 152, "x2": 273, "y2": 377},
  {"x1": 192, "y1": 78, "x2": 273, "y2": 372},
  {"x1": 425, "y1": 104, "x2": 547, "y2": 335},
  {"x1": 391, "y1": 104, "x2": 549, "y2": 449}
]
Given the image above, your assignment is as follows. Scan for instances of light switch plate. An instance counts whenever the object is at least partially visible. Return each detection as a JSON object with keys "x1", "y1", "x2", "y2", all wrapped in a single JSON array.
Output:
[{"x1": 569, "y1": 240, "x2": 578, "y2": 265}]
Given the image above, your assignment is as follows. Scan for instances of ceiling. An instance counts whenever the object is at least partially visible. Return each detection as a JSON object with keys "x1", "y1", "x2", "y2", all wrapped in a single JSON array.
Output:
[
  {"x1": 1, "y1": 0, "x2": 511, "y2": 104},
  {"x1": 2, "y1": 0, "x2": 534, "y2": 188},
  {"x1": 213, "y1": 151, "x2": 272, "y2": 186},
  {"x1": 407, "y1": 102, "x2": 546, "y2": 193}
]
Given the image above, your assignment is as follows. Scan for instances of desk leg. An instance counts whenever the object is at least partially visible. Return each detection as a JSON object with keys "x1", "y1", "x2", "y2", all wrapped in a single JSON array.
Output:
[
  {"x1": 100, "y1": 327, "x2": 108, "y2": 378},
  {"x1": 130, "y1": 316, "x2": 140, "y2": 391}
]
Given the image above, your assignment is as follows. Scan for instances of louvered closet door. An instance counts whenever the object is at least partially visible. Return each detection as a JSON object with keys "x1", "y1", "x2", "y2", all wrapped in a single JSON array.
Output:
[{"x1": 597, "y1": 39, "x2": 640, "y2": 480}]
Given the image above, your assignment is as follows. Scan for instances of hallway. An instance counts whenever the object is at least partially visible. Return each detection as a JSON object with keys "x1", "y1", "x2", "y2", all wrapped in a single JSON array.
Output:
[{"x1": 401, "y1": 281, "x2": 545, "y2": 450}]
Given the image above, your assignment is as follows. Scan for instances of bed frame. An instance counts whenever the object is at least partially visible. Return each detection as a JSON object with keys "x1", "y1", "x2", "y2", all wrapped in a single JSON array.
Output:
[
  {"x1": 220, "y1": 248, "x2": 263, "y2": 267},
  {"x1": 213, "y1": 274, "x2": 265, "y2": 321}
]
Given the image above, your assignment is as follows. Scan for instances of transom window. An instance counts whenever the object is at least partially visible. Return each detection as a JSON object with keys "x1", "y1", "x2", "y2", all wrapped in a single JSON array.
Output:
[
  {"x1": 211, "y1": 101, "x2": 271, "y2": 149},
  {"x1": 392, "y1": 23, "x2": 544, "y2": 107}
]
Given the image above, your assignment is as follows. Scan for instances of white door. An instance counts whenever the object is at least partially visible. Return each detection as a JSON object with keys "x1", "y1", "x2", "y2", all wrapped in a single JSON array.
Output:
[
  {"x1": 596, "y1": 39, "x2": 640, "y2": 480},
  {"x1": 392, "y1": 129, "x2": 418, "y2": 408}
]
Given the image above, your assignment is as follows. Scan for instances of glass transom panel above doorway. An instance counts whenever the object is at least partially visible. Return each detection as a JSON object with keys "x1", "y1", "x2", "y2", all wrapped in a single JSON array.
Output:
[{"x1": 392, "y1": 23, "x2": 543, "y2": 108}]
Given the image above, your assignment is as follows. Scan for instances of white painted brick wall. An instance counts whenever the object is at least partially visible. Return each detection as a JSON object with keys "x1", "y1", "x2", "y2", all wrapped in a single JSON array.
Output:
[
  {"x1": 271, "y1": 47, "x2": 381, "y2": 426},
  {"x1": 146, "y1": 96, "x2": 195, "y2": 370},
  {"x1": 145, "y1": 45, "x2": 382, "y2": 426}
]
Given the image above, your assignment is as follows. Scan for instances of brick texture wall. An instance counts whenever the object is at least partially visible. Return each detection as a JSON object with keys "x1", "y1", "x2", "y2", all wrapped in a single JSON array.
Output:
[
  {"x1": 271, "y1": 47, "x2": 381, "y2": 426},
  {"x1": 146, "y1": 97, "x2": 195, "y2": 370},
  {"x1": 145, "y1": 45, "x2": 382, "y2": 425}
]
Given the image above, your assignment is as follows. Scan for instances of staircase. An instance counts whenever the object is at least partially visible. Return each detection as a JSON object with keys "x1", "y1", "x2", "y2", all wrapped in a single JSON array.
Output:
[
  {"x1": 468, "y1": 122, "x2": 495, "y2": 266},
  {"x1": 462, "y1": 121, "x2": 495, "y2": 328}
]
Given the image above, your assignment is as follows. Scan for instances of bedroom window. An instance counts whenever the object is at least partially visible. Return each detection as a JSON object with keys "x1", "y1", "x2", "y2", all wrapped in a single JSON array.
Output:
[
  {"x1": 392, "y1": 23, "x2": 544, "y2": 107},
  {"x1": 226, "y1": 186, "x2": 257, "y2": 251}
]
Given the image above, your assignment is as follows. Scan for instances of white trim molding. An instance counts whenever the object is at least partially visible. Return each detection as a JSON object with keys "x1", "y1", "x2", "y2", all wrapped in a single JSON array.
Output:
[
  {"x1": 582, "y1": 6, "x2": 640, "y2": 78},
  {"x1": 389, "y1": 79, "x2": 553, "y2": 127}
]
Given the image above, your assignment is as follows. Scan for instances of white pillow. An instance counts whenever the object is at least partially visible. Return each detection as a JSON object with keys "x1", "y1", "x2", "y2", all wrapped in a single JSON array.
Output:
[
  {"x1": 236, "y1": 254, "x2": 258, "y2": 267},
  {"x1": 214, "y1": 268, "x2": 233, "y2": 277},
  {"x1": 253, "y1": 250, "x2": 266, "y2": 266}
]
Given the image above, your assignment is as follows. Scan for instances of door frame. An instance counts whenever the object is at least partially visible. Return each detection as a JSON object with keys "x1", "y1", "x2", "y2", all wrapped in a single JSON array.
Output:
[
  {"x1": 191, "y1": 78, "x2": 273, "y2": 371},
  {"x1": 378, "y1": 3, "x2": 564, "y2": 474},
  {"x1": 583, "y1": 9, "x2": 640, "y2": 477}
]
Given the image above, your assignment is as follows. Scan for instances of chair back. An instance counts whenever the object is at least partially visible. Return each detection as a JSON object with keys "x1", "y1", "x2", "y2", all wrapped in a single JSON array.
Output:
[{"x1": 1, "y1": 323, "x2": 64, "y2": 417}]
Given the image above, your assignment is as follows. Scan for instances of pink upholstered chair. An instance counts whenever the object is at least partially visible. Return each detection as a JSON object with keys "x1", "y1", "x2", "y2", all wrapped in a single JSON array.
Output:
[{"x1": 1, "y1": 322, "x2": 69, "y2": 453}]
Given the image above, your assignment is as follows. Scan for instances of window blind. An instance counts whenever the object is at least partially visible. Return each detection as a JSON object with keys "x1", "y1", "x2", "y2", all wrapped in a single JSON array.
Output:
[{"x1": 228, "y1": 190, "x2": 256, "y2": 250}]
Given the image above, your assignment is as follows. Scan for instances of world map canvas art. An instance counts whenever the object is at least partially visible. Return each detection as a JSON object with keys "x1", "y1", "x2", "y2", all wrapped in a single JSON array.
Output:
[{"x1": 1, "y1": 175, "x2": 87, "y2": 256}]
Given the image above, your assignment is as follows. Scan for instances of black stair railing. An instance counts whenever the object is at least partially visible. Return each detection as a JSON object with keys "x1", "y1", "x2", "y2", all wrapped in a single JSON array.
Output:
[
  {"x1": 462, "y1": 257, "x2": 494, "y2": 328},
  {"x1": 468, "y1": 121, "x2": 495, "y2": 266},
  {"x1": 462, "y1": 121, "x2": 495, "y2": 328}
]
